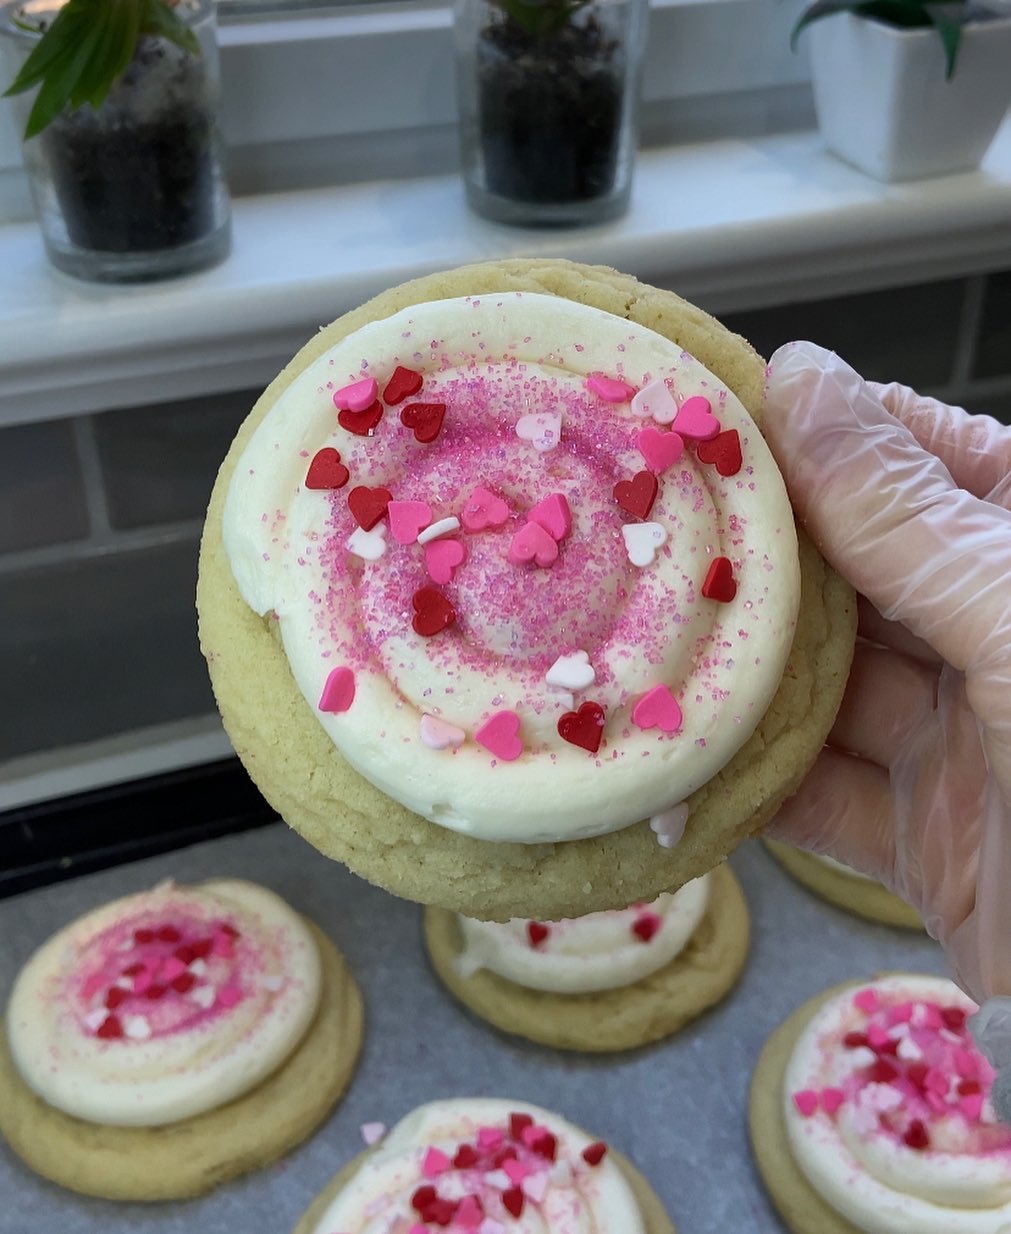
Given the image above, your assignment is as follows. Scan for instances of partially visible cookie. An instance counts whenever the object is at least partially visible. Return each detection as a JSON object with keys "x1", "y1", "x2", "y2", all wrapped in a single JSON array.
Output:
[
  {"x1": 750, "y1": 974, "x2": 1008, "y2": 1234},
  {"x1": 293, "y1": 1098, "x2": 676, "y2": 1234},
  {"x1": 765, "y1": 840, "x2": 922, "y2": 929},
  {"x1": 424, "y1": 863, "x2": 748, "y2": 1051},
  {"x1": 0, "y1": 879, "x2": 363, "y2": 1200}
]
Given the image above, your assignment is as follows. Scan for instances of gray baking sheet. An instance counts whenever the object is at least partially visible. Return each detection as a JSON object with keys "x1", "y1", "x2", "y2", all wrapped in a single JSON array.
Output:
[{"x1": 0, "y1": 823, "x2": 946, "y2": 1233}]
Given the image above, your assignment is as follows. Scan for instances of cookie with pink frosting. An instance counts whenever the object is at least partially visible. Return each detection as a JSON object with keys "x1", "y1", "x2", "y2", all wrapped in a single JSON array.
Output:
[
  {"x1": 750, "y1": 974, "x2": 1010, "y2": 1234},
  {"x1": 292, "y1": 1097, "x2": 676, "y2": 1234},
  {"x1": 198, "y1": 258, "x2": 856, "y2": 921},
  {"x1": 0, "y1": 878, "x2": 363, "y2": 1200},
  {"x1": 424, "y1": 863, "x2": 748, "y2": 1051}
]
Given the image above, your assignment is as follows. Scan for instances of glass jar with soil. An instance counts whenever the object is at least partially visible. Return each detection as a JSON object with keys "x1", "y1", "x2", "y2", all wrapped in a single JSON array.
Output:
[
  {"x1": 454, "y1": 0, "x2": 647, "y2": 226},
  {"x1": 1, "y1": 0, "x2": 231, "y2": 282}
]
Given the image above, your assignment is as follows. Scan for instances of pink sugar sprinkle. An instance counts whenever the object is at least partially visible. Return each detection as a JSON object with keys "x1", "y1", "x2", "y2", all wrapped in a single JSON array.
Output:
[
  {"x1": 960, "y1": 1093, "x2": 985, "y2": 1122},
  {"x1": 217, "y1": 986, "x2": 242, "y2": 1009},
  {"x1": 477, "y1": 1127, "x2": 504, "y2": 1151},
  {"x1": 792, "y1": 1090, "x2": 819, "y2": 1117},
  {"x1": 422, "y1": 1147, "x2": 451, "y2": 1178},
  {"x1": 853, "y1": 989, "x2": 880, "y2": 1014},
  {"x1": 820, "y1": 1088, "x2": 845, "y2": 1115}
]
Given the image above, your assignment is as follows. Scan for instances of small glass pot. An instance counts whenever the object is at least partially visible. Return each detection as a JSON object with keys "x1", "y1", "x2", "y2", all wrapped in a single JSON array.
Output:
[
  {"x1": 0, "y1": 0, "x2": 231, "y2": 282},
  {"x1": 454, "y1": 0, "x2": 648, "y2": 227}
]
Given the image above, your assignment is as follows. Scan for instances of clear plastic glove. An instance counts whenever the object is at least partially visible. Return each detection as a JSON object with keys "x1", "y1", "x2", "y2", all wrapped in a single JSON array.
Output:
[{"x1": 762, "y1": 342, "x2": 1011, "y2": 1094}]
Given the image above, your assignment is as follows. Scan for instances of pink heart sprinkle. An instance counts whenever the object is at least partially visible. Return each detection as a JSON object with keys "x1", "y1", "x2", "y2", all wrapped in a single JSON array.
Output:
[
  {"x1": 419, "y1": 714, "x2": 466, "y2": 751},
  {"x1": 217, "y1": 986, "x2": 242, "y2": 1009},
  {"x1": 360, "y1": 1122, "x2": 386, "y2": 1145},
  {"x1": 853, "y1": 988, "x2": 880, "y2": 1014},
  {"x1": 161, "y1": 956, "x2": 187, "y2": 982},
  {"x1": 527, "y1": 492, "x2": 572, "y2": 542},
  {"x1": 586, "y1": 372, "x2": 636, "y2": 403},
  {"x1": 425, "y1": 538, "x2": 466, "y2": 584},
  {"x1": 631, "y1": 378, "x2": 679, "y2": 424},
  {"x1": 631, "y1": 684, "x2": 683, "y2": 734},
  {"x1": 475, "y1": 711, "x2": 523, "y2": 762},
  {"x1": 636, "y1": 426, "x2": 685, "y2": 473},
  {"x1": 867, "y1": 1023, "x2": 890, "y2": 1049},
  {"x1": 456, "y1": 1197, "x2": 484, "y2": 1229},
  {"x1": 925, "y1": 1066, "x2": 948, "y2": 1095},
  {"x1": 888, "y1": 1002, "x2": 914, "y2": 1025},
  {"x1": 820, "y1": 1087, "x2": 845, "y2": 1115},
  {"x1": 520, "y1": 1123, "x2": 549, "y2": 1148},
  {"x1": 132, "y1": 969, "x2": 153, "y2": 994},
  {"x1": 332, "y1": 376, "x2": 378, "y2": 412},
  {"x1": 461, "y1": 486, "x2": 510, "y2": 533},
  {"x1": 503, "y1": 1159, "x2": 531, "y2": 1185},
  {"x1": 672, "y1": 395, "x2": 720, "y2": 441},
  {"x1": 792, "y1": 1090, "x2": 819, "y2": 1118},
  {"x1": 508, "y1": 522, "x2": 558, "y2": 569},
  {"x1": 954, "y1": 1048, "x2": 980, "y2": 1079},
  {"x1": 319, "y1": 666, "x2": 355, "y2": 714},
  {"x1": 477, "y1": 1127, "x2": 504, "y2": 1151},
  {"x1": 960, "y1": 1093, "x2": 985, "y2": 1122},
  {"x1": 515, "y1": 411, "x2": 561, "y2": 452},
  {"x1": 388, "y1": 500, "x2": 433, "y2": 545},
  {"x1": 522, "y1": 1173, "x2": 549, "y2": 1203},
  {"x1": 480, "y1": 1221, "x2": 507, "y2": 1234},
  {"x1": 422, "y1": 1147, "x2": 451, "y2": 1178}
]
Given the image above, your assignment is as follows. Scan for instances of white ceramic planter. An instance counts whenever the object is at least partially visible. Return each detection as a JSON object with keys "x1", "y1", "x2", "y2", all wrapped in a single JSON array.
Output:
[{"x1": 808, "y1": 12, "x2": 1011, "y2": 181}]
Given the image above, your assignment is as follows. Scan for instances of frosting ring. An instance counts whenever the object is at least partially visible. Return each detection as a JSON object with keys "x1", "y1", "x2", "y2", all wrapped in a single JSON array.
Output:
[{"x1": 223, "y1": 294, "x2": 800, "y2": 843}]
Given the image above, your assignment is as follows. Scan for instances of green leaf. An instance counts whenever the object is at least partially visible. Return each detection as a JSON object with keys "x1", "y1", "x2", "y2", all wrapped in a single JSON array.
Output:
[
  {"x1": 22, "y1": 15, "x2": 104, "y2": 139},
  {"x1": 140, "y1": 0, "x2": 199, "y2": 57},
  {"x1": 925, "y1": 7, "x2": 963, "y2": 78},
  {"x1": 3, "y1": 3, "x2": 92, "y2": 97}
]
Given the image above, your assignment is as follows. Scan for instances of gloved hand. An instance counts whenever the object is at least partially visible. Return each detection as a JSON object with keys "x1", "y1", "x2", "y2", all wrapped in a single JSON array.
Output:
[{"x1": 762, "y1": 342, "x2": 1011, "y2": 1014}]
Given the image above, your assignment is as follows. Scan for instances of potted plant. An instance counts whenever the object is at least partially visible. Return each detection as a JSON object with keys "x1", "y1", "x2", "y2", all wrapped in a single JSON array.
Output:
[
  {"x1": 453, "y1": 0, "x2": 648, "y2": 225},
  {"x1": 792, "y1": 0, "x2": 1011, "y2": 181},
  {"x1": 0, "y1": 0, "x2": 231, "y2": 281}
]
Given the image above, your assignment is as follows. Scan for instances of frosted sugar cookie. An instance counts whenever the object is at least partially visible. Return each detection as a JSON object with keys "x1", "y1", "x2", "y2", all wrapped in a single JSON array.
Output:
[
  {"x1": 750, "y1": 974, "x2": 1010, "y2": 1234},
  {"x1": 199, "y1": 258, "x2": 856, "y2": 920},
  {"x1": 424, "y1": 863, "x2": 747, "y2": 1051},
  {"x1": 0, "y1": 878, "x2": 363, "y2": 1200},
  {"x1": 293, "y1": 1097, "x2": 676, "y2": 1234},
  {"x1": 765, "y1": 840, "x2": 922, "y2": 929}
]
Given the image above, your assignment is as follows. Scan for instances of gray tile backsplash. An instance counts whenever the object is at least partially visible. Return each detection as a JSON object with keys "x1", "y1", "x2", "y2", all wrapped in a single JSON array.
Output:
[
  {"x1": 0, "y1": 420, "x2": 89, "y2": 553},
  {"x1": 2, "y1": 539, "x2": 212, "y2": 761},
  {"x1": 93, "y1": 389, "x2": 257, "y2": 530}
]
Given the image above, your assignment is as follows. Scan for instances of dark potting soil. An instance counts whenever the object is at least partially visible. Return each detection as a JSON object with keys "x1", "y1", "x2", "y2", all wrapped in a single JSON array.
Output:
[
  {"x1": 476, "y1": 17, "x2": 624, "y2": 204},
  {"x1": 41, "y1": 41, "x2": 218, "y2": 253}
]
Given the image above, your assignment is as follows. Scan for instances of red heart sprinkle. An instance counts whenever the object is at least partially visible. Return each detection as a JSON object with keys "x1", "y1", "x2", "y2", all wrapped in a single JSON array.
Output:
[
  {"x1": 701, "y1": 556, "x2": 737, "y2": 603},
  {"x1": 338, "y1": 400, "x2": 384, "y2": 436},
  {"x1": 876, "y1": 1038, "x2": 900, "y2": 1057},
  {"x1": 219, "y1": 923, "x2": 240, "y2": 938},
  {"x1": 157, "y1": 926, "x2": 180, "y2": 943},
  {"x1": 105, "y1": 986, "x2": 129, "y2": 1010},
  {"x1": 425, "y1": 1199, "x2": 458, "y2": 1226},
  {"x1": 134, "y1": 928, "x2": 154, "y2": 944},
  {"x1": 191, "y1": 937, "x2": 214, "y2": 959},
  {"x1": 348, "y1": 485, "x2": 393, "y2": 530},
  {"x1": 843, "y1": 1031, "x2": 868, "y2": 1048},
  {"x1": 510, "y1": 1112, "x2": 534, "y2": 1138},
  {"x1": 171, "y1": 972, "x2": 196, "y2": 994},
  {"x1": 632, "y1": 913, "x2": 661, "y2": 943},
  {"x1": 613, "y1": 470, "x2": 658, "y2": 520},
  {"x1": 96, "y1": 1014, "x2": 123, "y2": 1039},
  {"x1": 557, "y1": 701, "x2": 606, "y2": 754},
  {"x1": 526, "y1": 922, "x2": 550, "y2": 948},
  {"x1": 412, "y1": 586, "x2": 456, "y2": 637},
  {"x1": 493, "y1": 1146, "x2": 518, "y2": 1167},
  {"x1": 145, "y1": 984, "x2": 167, "y2": 1001},
  {"x1": 942, "y1": 1007, "x2": 968, "y2": 1030},
  {"x1": 401, "y1": 401, "x2": 446, "y2": 443},
  {"x1": 122, "y1": 962, "x2": 144, "y2": 977},
  {"x1": 903, "y1": 1119, "x2": 930, "y2": 1150},
  {"x1": 383, "y1": 365, "x2": 424, "y2": 405},
  {"x1": 696, "y1": 429, "x2": 742, "y2": 476},
  {"x1": 958, "y1": 1079, "x2": 982, "y2": 1096},
  {"x1": 454, "y1": 1144, "x2": 479, "y2": 1169},
  {"x1": 174, "y1": 943, "x2": 196, "y2": 965},
  {"x1": 531, "y1": 1131, "x2": 557, "y2": 1161},
  {"x1": 305, "y1": 447, "x2": 349, "y2": 490},
  {"x1": 582, "y1": 1141, "x2": 608, "y2": 1166},
  {"x1": 907, "y1": 1062, "x2": 929, "y2": 1090},
  {"x1": 502, "y1": 1188, "x2": 525, "y2": 1218},
  {"x1": 869, "y1": 1058, "x2": 898, "y2": 1084},
  {"x1": 411, "y1": 1185, "x2": 437, "y2": 1213}
]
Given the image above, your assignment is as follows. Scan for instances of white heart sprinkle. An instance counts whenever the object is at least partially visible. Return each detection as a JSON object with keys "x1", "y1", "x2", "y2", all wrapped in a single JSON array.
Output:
[
  {"x1": 631, "y1": 378, "x2": 679, "y2": 424},
  {"x1": 550, "y1": 1161, "x2": 573, "y2": 1186},
  {"x1": 124, "y1": 1015, "x2": 151, "y2": 1040},
  {"x1": 545, "y1": 649, "x2": 596, "y2": 693},
  {"x1": 516, "y1": 411, "x2": 562, "y2": 452},
  {"x1": 190, "y1": 985, "x2": 215, "y2": 1009},
  {"x1": 522, "y1": 1172, "x2": 549, "y2": 1202},
  {"x1": 849, "y1": 1046, "x2": 877, "y2": 1069},
  {"x1": 360, "y1": 1121, "x2": 386, "y2": 1145},
  {"x1": 622, "y1": 521, "x2": 668, "y2": 567},
  {"x1": 190, "y1": 958, "x2": 208, "y2": 977},
  {"x1": 84, "y1": 1008, "x2": 107, "y2": 1031},
  {"x1": 649, "y1": 803, "x2": 689, "y2": 849},
  {"x1": 346, "y1": 523, "x2": 388, "y2": 562},
  {"x1": 420, "y1": 714, "x2": 466, "y2": 750},
  {"x1": 417, "y1": 516, "x2": 461, "y2": 545},
  {"x1": 484, "y1": 1169, "x2": 512, "y2": 1191}
]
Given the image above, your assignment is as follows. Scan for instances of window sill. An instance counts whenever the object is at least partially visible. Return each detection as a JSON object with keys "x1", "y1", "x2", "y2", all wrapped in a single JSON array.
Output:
[{"x1": 3, "y1": 118, "x2": 1011, "y2": 427}]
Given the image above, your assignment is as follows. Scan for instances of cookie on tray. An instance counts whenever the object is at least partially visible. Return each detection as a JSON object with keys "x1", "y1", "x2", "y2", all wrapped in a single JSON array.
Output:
[
  {"x1": 424, "y1": 863, "x2": 748, "y2": 1051},
  {"x1": 198, "y1": 257, "x2": 856, "y2": 921},
  {"x1": 750, "y1": 973, "x2": 1009, "y2": 1234},
  {"x1": 293, "y1": 1097, "x2": 676, "y2": 1234},
  {"x1": 765, "y1": 840, "x2": 922, "y2": 929},
  {"x1": 0, "y1": 878, "x2": 363, "y2": 1201}
]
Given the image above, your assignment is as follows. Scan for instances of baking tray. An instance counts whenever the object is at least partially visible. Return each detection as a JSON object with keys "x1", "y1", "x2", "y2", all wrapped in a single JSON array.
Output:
[{"x1": 0, "y1": 821, "x2": 946, "y2": 1233}]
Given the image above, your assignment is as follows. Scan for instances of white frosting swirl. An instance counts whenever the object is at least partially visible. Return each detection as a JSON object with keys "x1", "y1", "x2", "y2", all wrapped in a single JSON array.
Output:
[
  {"x1": 309, "y1": 1098, "x2": 645, "y2": 1234},
  {"x1": 6, "y1": 879, "x2": 321, "y2": 1127},
  {"x1": 222, "y1": 293, "x2": 799, "y2": 844},
  {"x1": 783, "y1": 975, "x2": 1011, "y2": 1233},
  {"x1": 455, "y1": 876, "x2": 710, "y2": 993}
]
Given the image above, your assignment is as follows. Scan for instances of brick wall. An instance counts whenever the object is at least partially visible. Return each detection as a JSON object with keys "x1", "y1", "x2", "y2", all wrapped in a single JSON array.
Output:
[{"x1": 2, "y1": 271, "x2": 1009, "y2": 771}]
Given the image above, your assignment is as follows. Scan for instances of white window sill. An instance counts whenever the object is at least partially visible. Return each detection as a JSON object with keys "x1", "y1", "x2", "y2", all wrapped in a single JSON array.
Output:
[{"x1": 3, "y1": 117, "x2": 1011, "y2": 428}]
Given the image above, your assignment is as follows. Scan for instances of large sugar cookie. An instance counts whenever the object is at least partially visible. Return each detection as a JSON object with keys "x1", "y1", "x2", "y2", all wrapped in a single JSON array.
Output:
[
  {"x1": 424, "y1": 863, "x2": 748, "y2": 1051},
  {"x1": 0, "y1": 880, "x2": 363, "y2": 1200},
  {"x1": 198, "y1": 258, "x2": 856, "y2": 920},
  {"x1": 293, "y1": 1098, "x2": 676, "y2": 1234}
]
